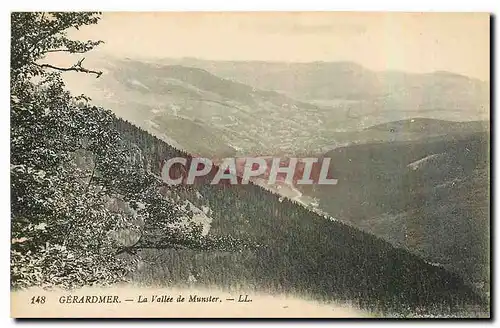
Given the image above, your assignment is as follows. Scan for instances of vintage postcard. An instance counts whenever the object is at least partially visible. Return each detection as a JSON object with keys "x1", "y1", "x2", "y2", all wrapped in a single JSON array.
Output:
[{"x1": 10, "y1": 12, "x2": 490, "y2": 318}]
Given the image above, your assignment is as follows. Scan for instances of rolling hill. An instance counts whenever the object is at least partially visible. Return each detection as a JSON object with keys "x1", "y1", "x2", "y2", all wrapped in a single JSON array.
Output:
[
  {"x1": 299, "y1": 131, "x2": 490, "y2": 297},
  {"x1": 172, "y1": 59, "x2": 385, "y2": 101},
  {"x1": 64, "y1": 56, "x2": 489, "y2": 158},
  {"x1": 162, "y1": 57, "x2": 490, "y2": 120}
]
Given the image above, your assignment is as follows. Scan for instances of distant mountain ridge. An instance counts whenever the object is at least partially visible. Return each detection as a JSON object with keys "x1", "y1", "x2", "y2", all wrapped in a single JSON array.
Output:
[
  {"x1": 160, "y1": 57, "x2": 489, "y2": 118},
  {"x1": 64, "y1": 56, "x2": 489, "y2": 158}
]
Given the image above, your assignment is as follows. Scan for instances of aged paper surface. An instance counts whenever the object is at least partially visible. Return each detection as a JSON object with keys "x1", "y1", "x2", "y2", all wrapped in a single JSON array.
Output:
[{"x1": 10, "y1": 12, "x2": 490, "y2": 318}]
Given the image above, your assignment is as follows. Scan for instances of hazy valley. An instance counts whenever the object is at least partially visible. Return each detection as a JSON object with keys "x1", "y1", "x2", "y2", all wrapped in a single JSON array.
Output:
[{"x1": 63, "y1": 55, "x2": 490, "y2": 300}]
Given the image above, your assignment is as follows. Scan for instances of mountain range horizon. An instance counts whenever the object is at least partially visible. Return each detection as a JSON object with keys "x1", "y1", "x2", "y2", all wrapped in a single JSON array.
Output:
[{"x1": 91, "y1": 54, "x2": 488, "y2": 82}]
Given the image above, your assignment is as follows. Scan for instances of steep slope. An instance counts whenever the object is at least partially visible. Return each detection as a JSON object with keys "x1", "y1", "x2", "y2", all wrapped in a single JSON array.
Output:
[
  {"x1": 112, "y1": 117, "x2": 488, "y2": 316},
  {"x1": 66, "y1": 58, "x2": 331, "y2": 157},
  {"x1": 300, "y1": 132, "x2": 490, "y2": 297}
]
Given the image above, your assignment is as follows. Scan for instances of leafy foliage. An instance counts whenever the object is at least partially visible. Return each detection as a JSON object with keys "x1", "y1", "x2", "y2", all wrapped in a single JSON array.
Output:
[{"x1": 10, "y1": 12, "x2": 234, "y2": 290}]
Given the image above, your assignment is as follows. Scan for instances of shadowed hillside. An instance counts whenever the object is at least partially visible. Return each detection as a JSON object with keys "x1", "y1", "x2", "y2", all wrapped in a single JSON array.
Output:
[
  {"x1": 299, "y1": 132, "x2": 490, "y2": 297},
  {"x1": 113, "y1": 117, "x2": 488, "y2": 316}
]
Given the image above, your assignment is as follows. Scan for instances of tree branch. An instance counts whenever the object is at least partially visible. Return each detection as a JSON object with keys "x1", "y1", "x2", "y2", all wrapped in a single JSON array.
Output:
[
  {"x1": 34, "y1": 58, "x2": 102, "y2": 78},
  {"x1": 85, "y1": 160, "x2": 97, "y2": 193},
  {"x1": 115, "y1": 233, "x2": 144, "y2": 256},
  {"x1": 46, "y1": 49, "x2": 89, "y2": 54}
]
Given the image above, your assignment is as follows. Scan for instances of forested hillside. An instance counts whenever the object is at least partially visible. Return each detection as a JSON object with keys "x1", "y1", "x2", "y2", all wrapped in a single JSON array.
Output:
[
  {"x1": 300, "y1": 131, "x2": 490, "y2": 296},
  {"x1": 109, "y1": 116, "x2": 488, "y2": 316},
  {"x1": 10, "y1": 12, "x2": 244, "y2": 290}
]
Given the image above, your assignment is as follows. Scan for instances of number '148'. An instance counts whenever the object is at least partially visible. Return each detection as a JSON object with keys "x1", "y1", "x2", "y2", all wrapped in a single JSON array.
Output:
[{"x1": 30, "y1": 296, "x2": 46, "y2": 304}]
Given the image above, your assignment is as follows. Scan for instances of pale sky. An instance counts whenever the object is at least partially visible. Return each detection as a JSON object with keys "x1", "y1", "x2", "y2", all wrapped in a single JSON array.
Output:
[{"x1": 70, "y1": 12, "x2": 490, "y2": 80}]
